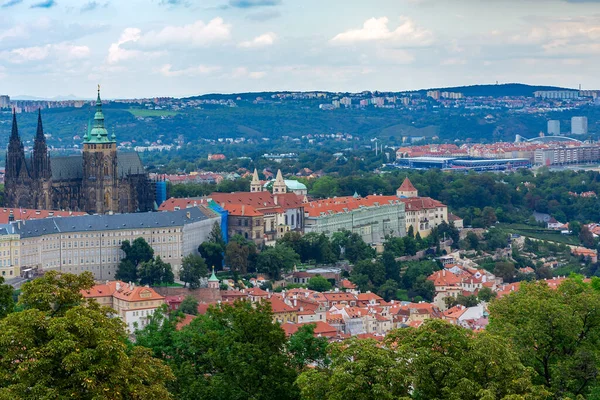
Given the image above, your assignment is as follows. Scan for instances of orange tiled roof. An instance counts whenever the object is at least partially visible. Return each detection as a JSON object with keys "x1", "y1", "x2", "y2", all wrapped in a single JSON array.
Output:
[
  {"x1": 222, "y1": 203, "x2": 263, "y2": 217},
  {"x1": 303, "y1": 195, "x2": 404, "y2": 218},
  {"x1": 0, "y1": 207, "x2": 86, "y2": 224},
  {"x1": 398, "y1": 177, "x2": 417, "y2": 192},
  {"x1": 82, "y1": 281, "x2": 164, "y2": 303}
]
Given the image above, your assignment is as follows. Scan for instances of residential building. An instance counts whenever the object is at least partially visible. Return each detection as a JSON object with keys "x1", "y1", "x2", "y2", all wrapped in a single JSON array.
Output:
[
  {"x1": 303, "y1": 195, "x2": 406, "y2": 243},
  {"x1": 534, "y1": 145, "x2": 600, "y2": 166},
  {"x1": 571, "y1": 116, "x2": 588, "y2": 135},
  {"x1": 401, "y1": 196, "x2": 448, "y2": 238},
  {"x1": 547, "y1": 120, "x2": 560, "y2": 135},
  {"x1": 81, "y1": 281, "x2": 165, "y2": 333},
  {"x1": 534, "y1": 90, "x2": 579, "y2": 99},
  {"x1": 2, "y1": 207, "x2": 219, "y2": 280}
]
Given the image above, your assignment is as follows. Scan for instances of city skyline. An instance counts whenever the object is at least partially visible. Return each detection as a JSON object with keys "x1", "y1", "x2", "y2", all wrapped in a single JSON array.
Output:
[{"x1": 0, "y1": 0, "x2": 599, "y2": 98}]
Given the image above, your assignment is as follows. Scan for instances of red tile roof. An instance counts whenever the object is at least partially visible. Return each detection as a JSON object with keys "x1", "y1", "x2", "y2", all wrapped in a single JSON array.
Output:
[
  {"x1": 222, "y1": 203, "x2": 263, "y2": 217},
  {"x1": 0, "y1": 207, "x2": 86, "y2": 224},
  {"x1": 398, "y1": 177, "x2": 417, "y2": 192},
  {"x1": 82, "y1": 281, "x2": 164, "y2": 303}
]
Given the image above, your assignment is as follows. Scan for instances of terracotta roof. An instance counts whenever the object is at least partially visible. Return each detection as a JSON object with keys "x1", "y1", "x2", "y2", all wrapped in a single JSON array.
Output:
[
  {"x1": 357, "y1": 292, "x2": 383, "y2": 303},
  {"x1": 400, "y1": 197, "x2": 446, "y2": 212},
  {"x1": 82, "y1": 281, "x2": 164, "y2": 303},
  {"x1": 210, "y1": 191, "x2": 301, "y2": 213},
  {"x1": 281, "y1": 321, "x2": 338, "y2": 337},
  {"x1": 323, "y1": 292, "x2": 357, "y2": 302},
  {"x1": 176, "y1": 314, "x2": 195, "y2": 330},
  {"x1": 267, "y1": 296, "x2": 296, "y2": 313},
  {"x1": 303, "y1": 195, "x2": 404, "y2": 218},
  {"x1": 222, "y1": 203, "x2": 263, "y2": 217},
  {"x1": 427, "y1": 270, "x2": 462, "y2": 287},
  {"x1": 158, "y1": 197, "x2": 210, "y2": 211},
  {"x1": 340, "y1": 279, "x2": 357, "y2": 290},
  {"x1": 0, "y1": 207, "x2": 86, "y2": 224},
  {"x1": 398, "y1": 177, "x2": 417, "y2": 192}
]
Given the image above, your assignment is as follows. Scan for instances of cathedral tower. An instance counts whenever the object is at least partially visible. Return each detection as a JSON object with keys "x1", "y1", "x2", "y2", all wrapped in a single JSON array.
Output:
[
  {"x1": 82, "y1": 86, "x2": 119, "y2": 214},
  {"x1": 5, "y1": 110, "x2": 33, "y2": 207},
  {"x1": 32, "y1": 110, "x2": 52, "y2": 209}
]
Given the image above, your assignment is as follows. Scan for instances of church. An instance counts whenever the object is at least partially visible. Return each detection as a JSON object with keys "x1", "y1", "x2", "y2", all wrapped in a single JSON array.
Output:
[{"x1": 4, "y1": 88, "x2": 155, "y2": 214}]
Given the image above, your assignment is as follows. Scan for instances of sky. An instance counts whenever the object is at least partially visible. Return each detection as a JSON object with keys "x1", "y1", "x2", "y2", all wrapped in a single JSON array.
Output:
[{"x1": 0, "y1": 0, "x2": 599, "y2": 98}]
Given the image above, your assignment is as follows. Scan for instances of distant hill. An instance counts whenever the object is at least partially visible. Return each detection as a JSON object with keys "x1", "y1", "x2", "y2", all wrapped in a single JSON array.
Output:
[{"x1": 415, "y1": 83, "x2": 574, "y2": 98}]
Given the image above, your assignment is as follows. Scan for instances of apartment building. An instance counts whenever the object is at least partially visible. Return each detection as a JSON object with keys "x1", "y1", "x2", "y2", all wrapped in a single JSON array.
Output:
[
  {"x1": 534, "y1": 145, "x2": 600, "y2": 166},
  {"x1": 3, "y1": 207, "x2": 220, "y2": 280}
]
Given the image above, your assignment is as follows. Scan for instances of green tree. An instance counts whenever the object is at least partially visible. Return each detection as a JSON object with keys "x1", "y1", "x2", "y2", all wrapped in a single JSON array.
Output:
[
  {"x1": 0, "y1": 272, "x2": 173, "y2": 399},
  {"x1": 168, "y1": 301, "x2": 299, "y2": 400},
  {"x1": 139, "y1": 256, "x2": 174, "y2": 286},
  {"x1": 580, "y1": 225, "x2": 596, "y2": 248},
  {"x1": 296, "y1": 337, "x2": 408, "y2": 400},
  {"x1": 256, "y1": 244, "x2": 300, "y2": 280},
  {"x1": 351, "y1": 259, "x2": 386, "y2": 290},
  {"x1": 180, "y1": 254, "x2": 208, "y2": 289},
  {"x1": 288, "y1": 324, "x2": 329, "y2": 370},
  {"x1": 386, "y1": 319, "x2": 548, "y2": 400},
  {"x1": 18, "y1": 271, "x2": 95, "y2": 316},
  {"x1": 477, "y1": 286, "x2": 496, "y2": 302},
  {"x1": 488, "y1": 278, "x2": 600, "y2": 397},
  {"x1": 307, "y1": 276, "x2": 332, "y2": 292},
  {"x1": 465, "y1": 231, "x2": 480, "y2": 250},
  {"x1": 115, "y1": 237, "x2": 155, "y2": 282},
  {"x1": 198, "y1": 222, "x2": 226, "y2": 270},
  {"x1": 377, "y1": 279, "x2": 399, "y2": 301},
  {"x1": 381, "y1": 250, "x2": 400, "y2": 282},
  {"x1": 225, "y1": 240, "x2": 250, "y2": 274},
  {"x1": 179, "y1": 295, "x2": 199, "y2": 316},
  {"x1": 0, "y1": 277, "x2": 14, "y2": 319},
  {"x1": 493, "y1": 261, "x2": 516, "y2": 283}
]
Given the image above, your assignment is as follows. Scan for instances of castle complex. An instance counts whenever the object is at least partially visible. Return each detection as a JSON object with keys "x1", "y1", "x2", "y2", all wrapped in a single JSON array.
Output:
[{"x1": 4, "y1": 88, "x2": 154, "y2": 214}]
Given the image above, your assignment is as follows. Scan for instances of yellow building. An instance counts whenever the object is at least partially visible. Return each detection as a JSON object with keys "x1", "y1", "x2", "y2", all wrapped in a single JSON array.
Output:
[{"x1": 0, "y1": 233, "x2": 20, "y2": 279}]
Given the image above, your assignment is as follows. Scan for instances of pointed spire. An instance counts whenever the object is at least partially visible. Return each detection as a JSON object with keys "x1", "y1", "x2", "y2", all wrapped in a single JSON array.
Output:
[
  {"x1": 275, "y1": 169, "x2": 284, "y2": 182},
  {"x1": 35, "y1": 109, "x2": 45, "y2": 142},
  {"x1": 209, "y1": 266, "x2": 219, "y2": 281},
  {"x1": 252, "y1": 168, "x2": 259, "y2": 182},
  {"x1": 10, "y1": 109, "x2": 19, "y2": 141}
]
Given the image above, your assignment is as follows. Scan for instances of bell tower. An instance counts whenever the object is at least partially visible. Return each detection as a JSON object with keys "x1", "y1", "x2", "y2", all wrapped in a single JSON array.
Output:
[
  {"x1": 250, "y1": 168, "x2": 262, "y2": 192},
  {"x1": 82, "y1": 85, "x2": 119, "y2": 214}
]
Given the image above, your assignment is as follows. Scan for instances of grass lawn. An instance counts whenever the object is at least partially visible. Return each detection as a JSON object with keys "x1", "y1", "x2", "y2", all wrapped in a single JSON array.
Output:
[
  {"x1": 498, "y1": 223, "x2": 580, "y2": 246},
  {"x1": 153, "y1": 282, "x2": 184, "y2": 288},
  {"x1": 127, "y1": 108, "x2": 179, "y2": 118}
]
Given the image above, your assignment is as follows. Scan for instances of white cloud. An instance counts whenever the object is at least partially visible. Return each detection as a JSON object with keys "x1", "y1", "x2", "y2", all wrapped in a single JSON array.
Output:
[
  {"x1": 158, "y1": 63, "x2": 221, "y2": 77},
  {"x1": 107, "y1": 28, "x2": 163, "y2": 64},
  {"x1": 1, "y1": 43, "x2": 90, "y2": 64},
  {"x1": 331, "y1": 16, "x2": 433, "y2": 47},
  {"x1": 137, "y1": 18, "x2": 232, "y2": 48},
  {"x1": 238, "y1": 32, "x2": 276, "y2": 48}
]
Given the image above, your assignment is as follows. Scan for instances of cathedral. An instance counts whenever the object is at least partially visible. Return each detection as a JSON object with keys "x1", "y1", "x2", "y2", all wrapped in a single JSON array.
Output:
[{"x1": 4, "y1": 88, "x2": 155, "y2": 214}]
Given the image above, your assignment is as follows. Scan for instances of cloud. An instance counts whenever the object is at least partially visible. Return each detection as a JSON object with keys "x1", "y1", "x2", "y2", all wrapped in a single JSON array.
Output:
[
  {"x1": 245, "y1": 10, "x2": 281, "y2": 21},
  {"x1": 228, "y1": 0, "x2": 280, "y2": 8},
  {"x1": 1, "y1": 43, "x2": 90, "y2": 63},
  {"x1": 238, "y1": 32, "x2": 276, "y2": 48},
  {"x1": 158, "y1": 63, "x2": 221, "y2": 77},
  {"x1": 441, "y1": 58, "x2": 467, "y2": 66},
  {"x1": 107, "y1": 28, "x2": 152, "y2": 64},
  {"x1": 30, "y1": 0, "x2": 56, "y2": 8},
  {"x1": 376, "y1": 48, "x2": 415, "y2": 64},
  {"x1": 135, "y1": 18, "x2": 231, "y2": 48},
  {"x1": 331, "y1": 17, "x2": 434, "y2": 47},
  {"x1": 80, "y1": 1, "x2": 108, "y2": 12},
  {"x1": 1, "y1": 0, "x2": 22, "y2": 8},
  {"x1": 159, "y1": 0, "x2": 188, "y2": 6}
]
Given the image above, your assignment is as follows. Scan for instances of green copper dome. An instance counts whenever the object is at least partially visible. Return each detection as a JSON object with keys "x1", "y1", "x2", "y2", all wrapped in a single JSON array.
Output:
[
  {"x1": 208, "y1": 267, "x2": 219, "y2": 282},
  {"x1": 85, "y1": 85, "x2": 115, "y2": 144}
]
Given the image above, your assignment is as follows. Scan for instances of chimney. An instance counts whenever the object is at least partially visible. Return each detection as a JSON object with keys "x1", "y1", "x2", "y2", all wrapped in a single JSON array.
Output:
[
  {"x1": 8, "y1": 210, "x2": 14, "y2": 222},
  {"x1": 242, "y1": 205, "x2": 245, "y2": 216},
  {"x1": 186, "y1": 211, "x2": 191, "y2": 219}
]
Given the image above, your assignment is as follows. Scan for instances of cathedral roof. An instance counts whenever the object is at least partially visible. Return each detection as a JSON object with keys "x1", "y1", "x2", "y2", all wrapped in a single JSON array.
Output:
[
  {"x1": 6, "y1": 207, "x2": 217, "y2": 239},
  {"x1": 50, "y1": 152, "x2": 145, "y2": 181}
]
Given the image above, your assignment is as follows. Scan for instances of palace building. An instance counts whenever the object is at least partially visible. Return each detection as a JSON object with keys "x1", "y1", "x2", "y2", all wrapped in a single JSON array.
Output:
[{"x1": 4, "y1": 88, "x2": 154, "y2": 214}]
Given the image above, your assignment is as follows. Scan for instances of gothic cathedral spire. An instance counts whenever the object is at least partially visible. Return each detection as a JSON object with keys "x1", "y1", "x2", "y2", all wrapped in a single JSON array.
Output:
[
  {"x1": 33, "y1": 109, "x2": 51, "y2": 180},
  {"x1": 250, "y1": 168, "x2": 262, "y2": 192}
]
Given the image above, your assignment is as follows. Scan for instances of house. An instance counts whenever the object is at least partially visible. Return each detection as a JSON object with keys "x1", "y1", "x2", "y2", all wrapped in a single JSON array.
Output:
[
  {"x1": 448, "y1": 213, "x2": 464, "y2": 229},
  {"x1": 572, "y1": 247, "x2": 598, "y2": 263},
  {"x1": 547, "y1": 217, "x2": 564, "y2": 230},
  {"x1": 281, "y1": 321, "x2": 338, "y2": 338},
  {"x1": 292, "y1": 271, "x2": 311, "y2": 285},
  {"x1": 396, "y1": 177, "x2": 419, "y2": 198},
  {"x1": 82, "y1": 281, "x2": 165, "y2": 333}
]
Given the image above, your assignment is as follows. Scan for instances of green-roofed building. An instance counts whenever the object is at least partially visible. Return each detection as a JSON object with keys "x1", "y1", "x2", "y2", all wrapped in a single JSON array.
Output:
[{"x1": 5, "y1": 87, "x2": 155, "y2": 214}]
